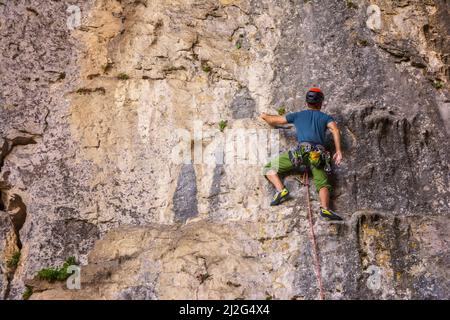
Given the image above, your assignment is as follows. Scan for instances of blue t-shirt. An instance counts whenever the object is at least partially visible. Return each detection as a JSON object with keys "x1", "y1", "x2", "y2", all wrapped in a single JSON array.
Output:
[{"x1": 285, "y1": 110, "x2": 334, "y2": 145}]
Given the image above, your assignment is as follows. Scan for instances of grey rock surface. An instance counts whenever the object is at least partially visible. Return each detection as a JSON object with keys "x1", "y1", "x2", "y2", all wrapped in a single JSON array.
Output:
[
  {"x1": 231, "y1": 88, "x2": 257, "y2": 119},
  {"x1": 173, "y1": 164, "x2": 199, "y2": 223}
]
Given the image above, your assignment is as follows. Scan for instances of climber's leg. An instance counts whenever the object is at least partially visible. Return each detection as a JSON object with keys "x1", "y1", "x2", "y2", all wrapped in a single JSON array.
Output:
[
  {"x1": 263, "y1": 152, "x2": 294, "y2": 189},
  {"x1": 311, "y1": 166, "x2": 332, "y2": 196},
  {"x1": 265, "y1": 170, "x2": 284, "y2": 192},
  {"x1": 319, "y1": 186, "x2": 330, "y2": 210},
  {"x1": 263, "y1": 152, "x2": 293, "y2": 205},
  {"x1": 311, "y1": 167, "x2": 342, "y2": 221},
  {"x1": 311, "y1": 166, "x2": 332, "y2": 209}
]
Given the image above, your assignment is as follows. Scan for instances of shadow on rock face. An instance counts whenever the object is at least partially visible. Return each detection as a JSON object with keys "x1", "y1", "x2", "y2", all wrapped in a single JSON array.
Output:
[
  {"x1": 173, "y1": 164, "x2": 198, "y2": 223},
  {"x1": 230, "y1": 88, "x2": 256, "y2": 119}
]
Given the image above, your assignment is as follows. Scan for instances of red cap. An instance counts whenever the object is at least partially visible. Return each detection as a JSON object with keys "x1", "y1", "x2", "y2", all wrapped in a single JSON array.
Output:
[{"x1": 308, "y1": 87, "x2": 322, "y2": 93}]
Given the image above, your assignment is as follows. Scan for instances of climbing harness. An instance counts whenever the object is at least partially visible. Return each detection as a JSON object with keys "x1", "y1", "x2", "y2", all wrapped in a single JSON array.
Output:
[
  {"x1": 301, "y1": 171, "x2": 325, "y2": 300},
  {"x1": 288, "y1": 142, "x2": 332, "y2": 174}
]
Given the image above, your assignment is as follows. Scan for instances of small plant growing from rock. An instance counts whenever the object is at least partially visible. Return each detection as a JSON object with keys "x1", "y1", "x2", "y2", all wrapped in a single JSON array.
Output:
[
  {"x1": 235, "y1": 41, "x2": 242, "y2": 49},
  {"x1": 277, "y1": 106, "x2": 286, "y2": 115},
  {"x1": 37, "y1": 256, "x2": 78, "y2": 283},
  {"x1": 433, "y1": 80, "x2": 444, "y2": 89},
  {"x1": 7, "y1": 251, "x2": 21, "y2": 269},
  {"x1": 219, "y1": 120, "x2": 228, "y2": 132},
  {"x1": 346, "y1": 0, "x2": 358, "y2": 9},
  {"x1": 356, "y1": 38, "x2": 369, "y2": 47},
  {"x1": 22, "y1": 285, "x2": 33, "y2": 300},
  {"x1": 201, "y1": 62, "x2": 211, "y2": 73},
  {"x1": 117, "y1": 73, "x2": 130, "y2": 80}
]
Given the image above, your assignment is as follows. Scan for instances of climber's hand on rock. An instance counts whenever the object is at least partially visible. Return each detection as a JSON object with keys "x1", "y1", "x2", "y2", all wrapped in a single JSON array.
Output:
[
  {"x1": 260, "y1": 113, "x2": 268, "y2": 121},
  {"x1": 333, "y1": 151, "x2": 343, "y2": 166}
]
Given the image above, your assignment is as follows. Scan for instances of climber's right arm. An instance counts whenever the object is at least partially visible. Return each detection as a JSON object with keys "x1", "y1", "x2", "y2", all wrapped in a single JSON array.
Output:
[
  {"x1": 328, "y1": 121, "x2": 343, "y2": 166},
  {"x1": 260, "y1": 113, "x2": 288, "y2": 126}
]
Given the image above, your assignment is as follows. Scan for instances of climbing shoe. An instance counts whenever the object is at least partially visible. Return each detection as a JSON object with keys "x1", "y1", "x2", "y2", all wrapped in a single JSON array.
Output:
[
  {"x1": 319, "y1": 207, "x2": 343, "y2": 221},
  {"x1": 270, "y1": 188, "x2": 290, "y2": 206}
]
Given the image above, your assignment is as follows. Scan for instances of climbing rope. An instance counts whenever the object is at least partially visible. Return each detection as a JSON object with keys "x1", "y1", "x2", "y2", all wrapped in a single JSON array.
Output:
[{"x1": 302, "y1": 171, "x2": 325, "y2": 300}]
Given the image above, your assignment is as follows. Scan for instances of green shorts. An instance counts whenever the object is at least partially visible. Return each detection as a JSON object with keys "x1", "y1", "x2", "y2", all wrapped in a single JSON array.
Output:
[{"x1": 262, "y1": 152, "x2": 332, "y2": 193}]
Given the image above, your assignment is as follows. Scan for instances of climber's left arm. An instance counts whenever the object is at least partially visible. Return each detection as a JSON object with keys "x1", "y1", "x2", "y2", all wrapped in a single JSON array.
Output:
[{"x1": 327, "y1": 121, "x2": 343, "y2": 166}]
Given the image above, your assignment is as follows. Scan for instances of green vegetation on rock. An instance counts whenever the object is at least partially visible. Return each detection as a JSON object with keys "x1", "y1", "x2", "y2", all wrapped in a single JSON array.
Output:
[
  {"x1": 7, "y1": 251, "x2": 21, "y2": 269},
  {"x1": 433, "y1": 80, "x2": 444, "y2": 89},
  {"x1": 277, "y1": 107, "x2": 286, "y2": 116},
  {"x1": 37, "y1": 256, "x2": 78, "y2": 282},
  {"x1": 117, "y1": 73, "x2": 130, "y2": 80},
  {"x1": 219, "y1": 120, "x2": 228, "y2": 132},
  {"x1": 22, "y1": 286, "x2": 33, "y2": 300}
]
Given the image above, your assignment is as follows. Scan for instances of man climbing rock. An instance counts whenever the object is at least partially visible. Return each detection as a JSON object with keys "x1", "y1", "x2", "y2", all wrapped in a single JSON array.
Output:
[{"x1": 261, "y1": 88, "x2": 343, "y2": 221}]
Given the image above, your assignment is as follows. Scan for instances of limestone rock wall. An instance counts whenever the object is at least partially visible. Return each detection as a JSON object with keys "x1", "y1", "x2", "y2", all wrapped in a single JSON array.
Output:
[{"x1": 0, "y1": 0, "x2": 449, "y2": 300}]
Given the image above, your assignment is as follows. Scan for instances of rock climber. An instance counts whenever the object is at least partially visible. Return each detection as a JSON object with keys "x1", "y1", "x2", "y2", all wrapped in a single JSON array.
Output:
[{"x1": 261, "y1": 88, "x2": 343, "y2": 221}]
